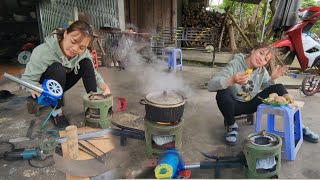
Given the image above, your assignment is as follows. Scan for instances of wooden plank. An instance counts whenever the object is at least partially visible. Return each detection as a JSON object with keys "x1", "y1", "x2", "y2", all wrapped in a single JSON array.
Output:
[
  {"x1": 59, "y1": 127, "x2": 114, "y2": 180},
  {"x1": 172, "y1": 0, "x2": 177, "y2": 27},
  {"x1": 145, "y1": 0, "x2": 154, "y2": 32},
  {"x1": 162, "y1": 0, "x2": 171, "y2": 27},
  {"x1": 153, "y1": 0, "x2": 162, "y2": 29},
  {"x1": 129, "y1": 0, "x2": 138, "y2": 28},
  {"x1": 137, "y1": 0, "x2": 149, "y2": 32},
  {"x1": 124, "y1": 0, "x2": 130, "y2": 25}
]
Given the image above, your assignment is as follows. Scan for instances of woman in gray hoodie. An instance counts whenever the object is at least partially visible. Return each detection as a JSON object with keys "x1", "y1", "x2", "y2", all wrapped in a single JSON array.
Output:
[
  {"x1": 208, "y1": 45, "x2": 319, "y2": 145},
  {"x1": 21, "y1": 20, "x2": 111, "y2": 128}
]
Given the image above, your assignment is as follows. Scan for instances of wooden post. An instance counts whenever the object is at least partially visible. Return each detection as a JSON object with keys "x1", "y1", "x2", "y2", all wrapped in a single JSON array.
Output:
[
  {"x1": 227, "y1": 13, "x2": 253, "y2": 49},
  {"x1": 66, "y1": 125, "x2": 80, "y2": 160},
  {"x1": 218, "y1": 7, "x2": 230, "y2": 52},
  {"x1": 226, "y1": 21, "x2": 238, "y2": 52}
]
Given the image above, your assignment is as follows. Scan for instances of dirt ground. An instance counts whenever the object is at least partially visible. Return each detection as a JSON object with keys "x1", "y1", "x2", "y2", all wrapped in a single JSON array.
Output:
[{"x1": 1, "y1": 61, "x2": 320, "y2": 179}]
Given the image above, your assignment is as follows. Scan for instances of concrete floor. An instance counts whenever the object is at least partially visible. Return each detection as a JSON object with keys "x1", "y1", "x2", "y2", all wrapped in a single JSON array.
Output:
[{"x1": 0, "y1": 58, "x2": 320, "y2": 179}]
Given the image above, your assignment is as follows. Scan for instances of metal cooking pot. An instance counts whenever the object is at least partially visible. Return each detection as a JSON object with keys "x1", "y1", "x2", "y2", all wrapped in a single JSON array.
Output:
[{"x1": 140, "y1": 90, "x2": 186, "y2": 123}]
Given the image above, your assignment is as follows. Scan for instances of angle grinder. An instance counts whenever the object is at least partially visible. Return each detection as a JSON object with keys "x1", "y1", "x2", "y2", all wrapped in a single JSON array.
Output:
[
  {"x1": 3, "y1": 148, "x2": 48, "y2": 160},
  {"x1": 1, "y1": 140, "x2": 57, "y2": 161}
]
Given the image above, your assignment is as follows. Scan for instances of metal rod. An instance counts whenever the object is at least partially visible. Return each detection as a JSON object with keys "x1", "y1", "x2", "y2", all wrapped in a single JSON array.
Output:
[
  {"x1": 78, "y1": 148, "x2": 104, "y2": 164},
  {"x1": 84, "y1": 140, "x2": 105, "y2": 155},
  {"x1": 55, "y1": 129, "x2": 113, "y2": 144},
  {"x1": 3, "y1": 73, "x2": 43, "y2": 93},
  {"x1": 184, "y1": 162, "x2": 201, "y2": 169},
  {"x1": 261, "y1": 0, "x2": 271, "y2": 42},
  {"x1": 78, "y1": 142, "x2": 104, "y2": 164},
  {"x1": 236, "y1": 2, "x2": 243, "y2": 41}
]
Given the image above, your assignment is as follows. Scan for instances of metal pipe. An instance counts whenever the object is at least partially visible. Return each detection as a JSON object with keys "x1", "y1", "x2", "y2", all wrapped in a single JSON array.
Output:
[
  {"x1": 3, "y1": 73, "x2": 43, "y2": 93},
  {"x1": 236, "y1": 2, "x2": 244, "y2": 41},
  {"x1": 55, "y1": 128, "x2": 113, "y2": 144},
  {"x1": 261, "y1": 0, "x2": 271, "y2": 42},
  {"x1": 184, "y1": 162, "x2": 201, "y2": 169}
]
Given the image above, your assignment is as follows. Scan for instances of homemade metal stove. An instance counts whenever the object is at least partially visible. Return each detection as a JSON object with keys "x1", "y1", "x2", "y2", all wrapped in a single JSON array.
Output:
[
  {"x1": 83, "y1": 93, "x2": 145, "y2": 146},
  {"x1": 244, "y1": 131, "x2": 282, "y2": 178},
  {"x1": 83, "y1": 93, "x2": 113, "y2": 129},
  {"x1": 144, "y1": 118, "x2": 183, "y2": 157},
  {"x1": 140, "y1": 91, "x2": 186, "y2": 157}
]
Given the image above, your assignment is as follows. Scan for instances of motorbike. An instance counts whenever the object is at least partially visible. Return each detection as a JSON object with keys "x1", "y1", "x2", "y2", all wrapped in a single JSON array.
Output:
[{"x1": 272, "y1": 6, "x2": 320, "y2": 96}]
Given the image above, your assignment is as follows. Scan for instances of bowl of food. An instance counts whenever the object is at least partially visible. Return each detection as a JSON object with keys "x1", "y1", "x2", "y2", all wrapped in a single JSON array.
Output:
[{"x1": 261, "y1": 93, "x2": 289, "y2": 106}]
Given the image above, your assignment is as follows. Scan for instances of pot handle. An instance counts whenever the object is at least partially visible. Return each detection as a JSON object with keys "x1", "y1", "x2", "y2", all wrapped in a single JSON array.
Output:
[{"x1": 139, "y1": 99, "x2": 147, "y2": 105}]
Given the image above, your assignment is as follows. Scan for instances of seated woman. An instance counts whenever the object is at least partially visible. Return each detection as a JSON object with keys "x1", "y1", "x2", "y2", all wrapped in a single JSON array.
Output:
[
  {"x1": 21, "y1": 20, "x2": 111, "y2": 128},
  {"x1": 208, "y1": 44, "x2": 319, "y2": 145}
]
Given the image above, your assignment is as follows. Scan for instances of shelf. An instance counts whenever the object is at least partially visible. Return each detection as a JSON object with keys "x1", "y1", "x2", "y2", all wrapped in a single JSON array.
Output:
[
  {"x1": 0, "y1": 20, "x2": 38, "y2": 24},
  {"x1": 0, "y1": 40, "x2": 31, "y2": 44}
]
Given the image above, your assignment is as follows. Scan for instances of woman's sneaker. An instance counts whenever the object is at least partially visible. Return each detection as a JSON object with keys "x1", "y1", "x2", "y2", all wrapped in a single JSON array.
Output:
[
  {"x1": 51, "y1": 114, "x2": 70, "y2": 128},
  {"x1": 225, "y1": 127, "x2": 239, "y2": 146},
  {"x1": 303, "y1": 127, "x2": 319, "y2": 143}
]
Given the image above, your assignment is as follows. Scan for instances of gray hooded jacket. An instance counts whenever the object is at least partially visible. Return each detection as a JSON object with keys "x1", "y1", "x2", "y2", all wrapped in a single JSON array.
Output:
[
  {"x1": 21, "y1": 33, "x2": 104, "y2": 86},
  {"x1": 208, "y1": 53, "x2": 274, "y2": 102}
]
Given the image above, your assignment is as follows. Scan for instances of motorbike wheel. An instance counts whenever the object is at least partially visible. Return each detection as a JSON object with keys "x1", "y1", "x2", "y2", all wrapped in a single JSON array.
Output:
[{"x1": 301, "y1": 75, "x2": 320, "y2": 96}]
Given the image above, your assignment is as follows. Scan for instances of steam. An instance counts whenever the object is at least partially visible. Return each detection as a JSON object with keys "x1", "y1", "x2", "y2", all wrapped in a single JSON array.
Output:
[{"x1": 113, "y1": 35, "x2": 193, "y2": 99}]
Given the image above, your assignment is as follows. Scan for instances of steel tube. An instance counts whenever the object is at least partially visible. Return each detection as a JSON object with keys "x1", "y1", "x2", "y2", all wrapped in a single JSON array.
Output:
[
  {"x1": 3, "y1": 73, "x2": 43, "y2": 93},
  {"x1": 260, "y1": 0, "x2": 271, "y2": 42},
  {"x1": 55, "y1": 128, "x2": 113, "y2": 144},
  {"x1": 184, "y1": 162, "x2": 201, "y2": 169}
]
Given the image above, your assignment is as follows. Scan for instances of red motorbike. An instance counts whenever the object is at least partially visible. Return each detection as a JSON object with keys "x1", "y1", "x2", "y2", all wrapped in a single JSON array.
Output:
[{"x1": 272, "y1": 6, "x2": 320, "y2": 96}]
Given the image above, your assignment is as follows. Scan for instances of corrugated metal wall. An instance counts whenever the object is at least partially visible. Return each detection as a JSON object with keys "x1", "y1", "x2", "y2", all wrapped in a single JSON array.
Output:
[{"x1": 39, "y1": 0, "x2": 119, "y2": 38}]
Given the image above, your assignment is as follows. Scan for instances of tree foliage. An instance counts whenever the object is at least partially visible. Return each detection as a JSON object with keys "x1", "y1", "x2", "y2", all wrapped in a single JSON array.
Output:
[
  {"x1": 302, "y1": 0, "x2": 320, "y2": 36},
  {"x1": 211, "y1": 0, "x2": 274, "y2": 49},
  {"x1": 302, "y1": 0, "x2": 319, "y2": 7},
  {"x1": 209, "y1": 0, "x2": 320, "y2": 50}
]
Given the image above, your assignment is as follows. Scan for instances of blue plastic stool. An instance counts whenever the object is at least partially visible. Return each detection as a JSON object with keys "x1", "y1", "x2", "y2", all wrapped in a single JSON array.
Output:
[
  {"x1": 255, "y1": 104, "x2": 303, "y2": 161},
  {"x1": 162, "y1": 48, "x2": 182, "y2": 72}
]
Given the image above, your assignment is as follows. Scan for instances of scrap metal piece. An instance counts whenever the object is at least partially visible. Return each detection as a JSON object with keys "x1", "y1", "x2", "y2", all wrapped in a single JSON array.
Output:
[
  {"x1": 53, "y1": 149, "x2": 129, "y2": 177},
  {"x1": 84, "y1": 140, "x2": 105, "y2": 154},
  {"x1": 78, "y1": 142, "x2": 105, "y2": 164},
  {"x1": 55, "y1": 129, "x2": 113, "y2": 144}
]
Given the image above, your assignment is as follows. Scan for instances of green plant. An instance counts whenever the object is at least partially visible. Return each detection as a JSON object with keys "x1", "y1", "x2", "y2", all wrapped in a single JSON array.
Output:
[{"x1": 302, "y1": 0, "x2": 320, "y2": 36}]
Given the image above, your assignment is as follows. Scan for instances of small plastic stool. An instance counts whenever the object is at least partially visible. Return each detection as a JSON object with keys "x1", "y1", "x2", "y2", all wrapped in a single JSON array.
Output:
[
  {"x1": 224, "y1": 114, "x2": 254, "y2": 127},
  {"x1": 90, "y1": 49, "x2": 99, "y2": 70},
  {"x1": 255, "y1": 104, "x2": 303, "y2": 160},
  {"x1": 162, "y1": 48, "x2": 182, "y2": 72},
  {"x1": 114, "y1": 96, "x2": 127, "y2": 112}
]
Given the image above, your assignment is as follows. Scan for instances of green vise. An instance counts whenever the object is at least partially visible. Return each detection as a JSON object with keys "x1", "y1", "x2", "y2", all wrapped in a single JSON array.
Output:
[
  {"x1": 83, "y1": 93, "x2": 113, "y2": 129},
  {"x1": 244, "y1": 131, "x2": 282, "y2": 179}
]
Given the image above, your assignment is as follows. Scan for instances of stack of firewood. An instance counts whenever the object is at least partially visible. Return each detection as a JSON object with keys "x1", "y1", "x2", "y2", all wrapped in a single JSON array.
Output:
[{"x1": 182, "y1": 5, "x2": 230, "y2": 49}]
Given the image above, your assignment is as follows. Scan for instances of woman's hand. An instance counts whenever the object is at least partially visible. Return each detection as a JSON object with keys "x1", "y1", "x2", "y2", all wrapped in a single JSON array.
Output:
[
  {"x1": 102, "y1": 87, "x2": 111, "y2": 96},
  {"x1": 98, "y1": 82, "x2": 111, "y2": 96},
  {"x1": 31, "y1": 91, "x2": 41, "y2": 98},
  {"x1": 229, "y1": 72, "x2": 250, "y2": 85},
  {"x1": 271, "y1": 65, "x2": 288, "y2": 80}
]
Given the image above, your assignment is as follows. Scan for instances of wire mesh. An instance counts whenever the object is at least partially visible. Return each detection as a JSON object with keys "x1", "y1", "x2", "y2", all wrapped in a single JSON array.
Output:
[{"x1": 39, "y1": 0, "x2": 119, "y2": 38}]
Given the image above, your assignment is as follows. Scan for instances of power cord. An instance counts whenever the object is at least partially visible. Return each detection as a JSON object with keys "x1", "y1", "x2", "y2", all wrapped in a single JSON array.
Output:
[
  {"x1": 0, "y1": 141, "x2": 15, "y2": 159},
  {"x1": 28, "y1": 155, "x2": 54, "y2": 168}
]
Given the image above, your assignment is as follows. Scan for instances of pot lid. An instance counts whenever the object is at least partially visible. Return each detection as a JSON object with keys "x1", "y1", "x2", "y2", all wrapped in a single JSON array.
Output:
[{"x1": 145, "y1": 91, "x2": 185, "y2": 106}]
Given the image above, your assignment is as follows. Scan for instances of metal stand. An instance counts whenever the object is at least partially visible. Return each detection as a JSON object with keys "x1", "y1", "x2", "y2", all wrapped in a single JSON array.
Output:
[
  {"x1": 184, "y1": 153, "x2": 246, "y2": 178},
  {"x1": 110, "y1": 121, "x2": 145, "y2": 146},
  {"x1": 83, "y1": 93, "x2": 113, "y2": 129},
  {"x1": 145, "y1": 119, "x2": 184, "y2": 157}
]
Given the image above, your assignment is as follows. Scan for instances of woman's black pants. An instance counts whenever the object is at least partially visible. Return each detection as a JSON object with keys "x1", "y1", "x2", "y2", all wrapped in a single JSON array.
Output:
[
  {"x1": 39, "y1": 58, "x2": 97, "y2": 109},
  {"x1": 216, "y1": 84, "x2": 288, "y2": 126}
]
